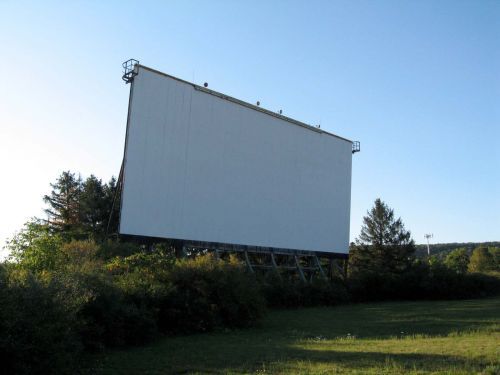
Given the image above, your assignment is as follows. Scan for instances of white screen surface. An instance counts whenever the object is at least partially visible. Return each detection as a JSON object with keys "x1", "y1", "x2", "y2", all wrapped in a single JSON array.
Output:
[{"x1": 120, "y1": 66, "x2": 352, "y2": 254}]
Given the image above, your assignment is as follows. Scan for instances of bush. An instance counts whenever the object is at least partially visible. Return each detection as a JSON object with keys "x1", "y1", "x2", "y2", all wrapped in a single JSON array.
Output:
[
  {"x1": 60, "y1": 240, "x2": 99, "y2": 263},
  {"x1": 5, "y1": 219, "x2": 64, "y2": 273},
  {"x1": 0, "y1": 268, "x2": 82, "y2": 375},
  {"x1": 444, "y1": 248, "x2": 470, "y2": 274},
  {"x1": 348, "y1": 260, "x2": 500, "y2": 302},
  {"x1": 157, "y1": 255, "x2": 266, "y2": 334},
  {"x1": 106, "y1": 252, "x2": 266, "y2": 335},
  {"x1": 260, "y1": 273, "x2": 349, "y2": 308},
  {"x1": 469, "y1": 247, "x2": 498, "y2": 273},
  {"x1": 55, "y1": 270, "x2": 158, "y2": 350},
  {"x1": 97, "y1": 240, "x2": 143, "y2": 260},
  {"x1": 3, "y1": 229, "x2": 499, "y2": 375}
]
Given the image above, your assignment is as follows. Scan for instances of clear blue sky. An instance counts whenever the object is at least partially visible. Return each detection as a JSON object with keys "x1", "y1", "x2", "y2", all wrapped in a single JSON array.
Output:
[{"x1": 1, "y1": 0, "x2": 498, "y2": 257}]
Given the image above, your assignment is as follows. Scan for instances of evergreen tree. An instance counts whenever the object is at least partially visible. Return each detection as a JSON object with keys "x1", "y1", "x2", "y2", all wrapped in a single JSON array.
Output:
[
  {"x1": 79, "y1": 175, "x2": 106, "y2": 240},
  {"x1": 349, "y1": 198, "x2": 415, "y2": 276},
  {"x1": 43, "y1": 171, "x2": 121, "y2": 241},
  {"x1": 102, "y1": 176, "x2": 121, "y2": 237},
  {"x1": 43, "y1": 171, "x2": 82, "y2": 238}
]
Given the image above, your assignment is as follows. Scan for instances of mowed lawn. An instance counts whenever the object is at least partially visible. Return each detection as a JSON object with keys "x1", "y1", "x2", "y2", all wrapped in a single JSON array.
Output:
[{"x1": 94, "y1": 297, "x2": 500, "y2": 374}]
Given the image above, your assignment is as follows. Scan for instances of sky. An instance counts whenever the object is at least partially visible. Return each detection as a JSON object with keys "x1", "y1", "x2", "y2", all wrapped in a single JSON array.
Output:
[{"x1": 0, "y1": 0, "x2": 499, "y2": 258}]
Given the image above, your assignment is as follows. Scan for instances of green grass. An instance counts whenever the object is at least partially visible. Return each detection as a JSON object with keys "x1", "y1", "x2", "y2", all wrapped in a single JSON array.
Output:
[{"x1": 94, "y1": 298, "x2": 500, "y2": 374}]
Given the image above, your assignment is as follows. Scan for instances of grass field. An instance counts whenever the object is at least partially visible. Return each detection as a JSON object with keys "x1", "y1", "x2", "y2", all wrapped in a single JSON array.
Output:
[{"x1": 94, "y1": 297, "x2": 500, "y2": 374}]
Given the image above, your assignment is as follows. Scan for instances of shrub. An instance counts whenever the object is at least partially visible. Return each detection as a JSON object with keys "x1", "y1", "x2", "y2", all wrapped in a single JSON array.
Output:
[
  {"x1": 348, "y1": 259, "x2": 500, "y2": 302},
  {"x1": 5, "y1": 219, "x2": 64, "y2": 273},
  {"x1": 107, "y1": 249, "x2": 175, "y2": 311},
  {"x1": 106, "y1": 248, "x2": 174, "y2": 275},
  {"x1": 260, "y1": 273, "x2": 349, "y2": 308},
  {"x1": 444, "y1": 248, "x2": 470, "y2": 274},
  {"x1": 469, "y1": 247, "x2": 497, "y2": 273},
  {"x1": 55, "y1": 270, "x2": 158, "y2": 350},
  {"x1": 60, "y1": 240, "x2": 99, "y2": 262},
  {"x1": 157, "y1": 255, "x2": 266, "y2": 334},
  {"x1": 97, "y1": 240, "x2": 143, "y2": 260},
  {"x1": 106, "y1": 253, "x2": 265, "y2": 335},
  {"x1": 0, "y1": 269, "x2": 82, "y2": 375}
]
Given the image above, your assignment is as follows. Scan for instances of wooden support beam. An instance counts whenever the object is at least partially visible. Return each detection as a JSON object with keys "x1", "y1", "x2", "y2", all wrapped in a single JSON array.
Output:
[
  {"x1": 314, "y1": 255, "x2": 327, "y2": 279},
  {"x1": 294, "y1": 255, "x2": 306, "y2": 282},
  {"x1": 270, "y1": 252, "x2": 281, "y2": 279},
  {"x1": 244, "y1": 250, "x2": 254, "y2": 273}
]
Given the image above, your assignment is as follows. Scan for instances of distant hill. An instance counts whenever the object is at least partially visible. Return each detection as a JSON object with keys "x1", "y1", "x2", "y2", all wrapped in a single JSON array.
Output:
[{"x1": 415, "y1": 241, "x2": 500, "y2": 258}]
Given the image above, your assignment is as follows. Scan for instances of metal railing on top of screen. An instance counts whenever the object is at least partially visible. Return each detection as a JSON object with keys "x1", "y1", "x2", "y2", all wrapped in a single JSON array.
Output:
[
  {"x1": 352, "y1": 141, "x2": 360, "y2": 154},
  {"x1": 122, "y1": 59, "x2": 139, "y2": 83}
]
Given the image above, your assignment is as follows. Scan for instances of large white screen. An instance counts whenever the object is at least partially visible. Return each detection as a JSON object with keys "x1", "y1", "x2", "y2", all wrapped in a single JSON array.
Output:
[{"x1": 120, "y1": 66, "x2": 352, "y2": 254}]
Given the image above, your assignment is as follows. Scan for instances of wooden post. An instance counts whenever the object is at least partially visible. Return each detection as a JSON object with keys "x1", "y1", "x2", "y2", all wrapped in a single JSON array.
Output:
[
  {"x1": 173, "y1": 240, "x2": 185, "y2": 258},
  {"x1": 270, "y1": 252, "x2": 281, "y2": 279},
  {"x1": 244, "y1": 250, "x2": 254, "y2": 273},
  {"x1": 294, "y1": 255, "x2": 306, "y2": 282},
  {"x1": 343, "y1": 259, "x2": 348, "y2": 279},
  {"x1": 314, "y1": 255, "x2": 326, "y2": 279}
]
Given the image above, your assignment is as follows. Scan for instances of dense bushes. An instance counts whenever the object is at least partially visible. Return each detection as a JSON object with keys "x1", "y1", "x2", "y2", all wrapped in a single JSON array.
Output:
[
  {"x1": 59, "y1": 270, "x2": 159, "y2": 350},
  {"x1": 158, "y1": 256, "x2": 266, "y2": 333},
  {"x1": 0, "y1": 247, "x2": 269, "y2": 374},
  {"x1": 4, "y1": 172, "x2": 499, "y2": 374},
  {"x1": 260, "y1": 274, "x2": 349, "y2": 308},
  {"x1": 0, "y1": 263, "x2": 161, "y2": 374},
  {"x1": 1, "y1": 250, "x2": 355, "y2": 374},
  {"x1": 109, "y1": 253, "x2": 266, "y2": 334},
  {"x1": 348, "y1": 260, "x2": 500, "y2": 302},
  {"x1": 1, "y1": 233, "x2": 499, "y2": 374},
  {"x1": 0, "y1": 267, "x2": 82, "y2": 375}
]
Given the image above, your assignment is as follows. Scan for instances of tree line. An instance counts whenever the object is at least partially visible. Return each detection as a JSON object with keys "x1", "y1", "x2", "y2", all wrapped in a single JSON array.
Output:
[
  {"x1": 415, "y1": 241, "x2": 500, "y2": 258},
  {"x1": 349, "y1": 198, "x2": 499, "y2": 277},
  {"x1": 43, "y1": 171, "x2": 120, "y2": 241}
]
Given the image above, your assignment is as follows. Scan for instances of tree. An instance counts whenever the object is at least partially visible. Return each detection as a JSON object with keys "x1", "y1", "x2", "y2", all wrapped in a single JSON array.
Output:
[
  {"x1": 43, "y1": 171, "x2": 82, "y2": 239},
  {"x1": 349, "y1": 198, "x2": 415, "y2": 276},
  {"x1": 5, "y1": 218, "x2": 64, "y2": 272},
  {"x1": 489, "y1": 247, "x2": 500, "y2": 271},
  {"x1": 79, "y1": 175, "x2": 107, "y2": 240},
  {"x1": 468, "y1": 247, "x2": 495, "y2": 273},
  {"x1": 444, "y1": 248, "x2": 469, "y2": 274},
  {"x1": 102, "y1": 176, "x2": 121, "y2": 237},
  {"x1": 43, "y1": 171, "x2": 120, "y2": 241}
]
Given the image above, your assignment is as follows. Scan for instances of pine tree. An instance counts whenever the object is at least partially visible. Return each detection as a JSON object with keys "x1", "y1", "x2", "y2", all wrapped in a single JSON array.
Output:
[
  {"x1": 349, "y1": 198, "x2": 415, "y2": 276},
  {"x1": 43, "y1": 171, "x2": 82, "y2": 238},
  {"x1": 43, "y1": 171, "x2": 121, "y2": 241},
  {"x1": 79, "y1": 175, "x2": 106, "y2": 239},
  {"x1": 102, "y1": 176, "x2": 121, "y2": 237}
]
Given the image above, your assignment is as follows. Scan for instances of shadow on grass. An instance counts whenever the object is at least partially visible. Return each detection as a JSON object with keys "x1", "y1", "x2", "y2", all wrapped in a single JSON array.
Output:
[
  {"x1": 95, "y1": 298, "x2": 500, "y2": 374},
  {"x1": 258, "y1": 347, "x2": 491, "y2": 373},
  {"x1": 99, "y1": 348, "x2": 492, "y2": 374},
  {"x1": 264, "y1": 298, "x2": 500, "y2": 339}
]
